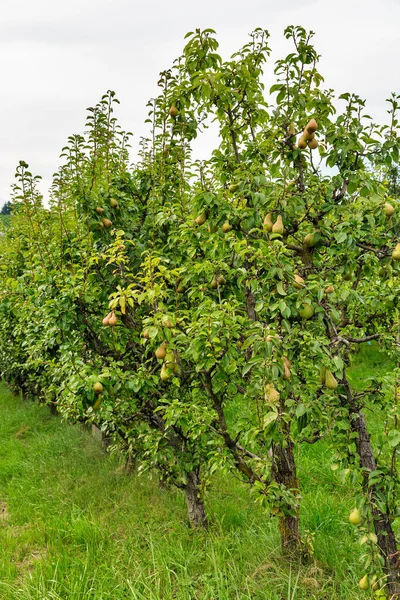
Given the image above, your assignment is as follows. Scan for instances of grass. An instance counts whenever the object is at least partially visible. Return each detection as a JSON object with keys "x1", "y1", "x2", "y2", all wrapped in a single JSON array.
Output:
[{"x1": 0, "y1": 345, "x2": 395, "y2": 599}]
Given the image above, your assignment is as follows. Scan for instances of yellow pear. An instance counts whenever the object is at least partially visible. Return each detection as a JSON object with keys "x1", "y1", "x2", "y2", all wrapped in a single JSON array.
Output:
[
  {"x1": 162, "y1": 317, "x2": 172, "y2": 328},
  {"x1": 384, "y1": 202, "x2": 395, "y2": 216},
  {"x1": 293, "y1": 274, "x2": 305, "y2": 289},
  {"x1": 142, "y1": 328, "x2": 150, "y2": 339},
  {"x1": 169, "y1": 105, "x2": 179, "y2": 118},
  {"x1": 392, "y1": 243, "x2": 400, "y2": 260},
  {"x1": 195, "y1": 213, "x2": 207, "y2": 225},
  {"x1": 155, "y1": 342, "x2": 167, "y2": 360},
  {"x1": 102, "y1": 311, "x2": 112, "y2": 326},
  {"x1": 96, "y1": 207, "x2": 104, "y2": 214},
  {"x1": 325, "y1": 369, "x2": 338, "y2": 390},
  {"x1": 324, "y1": 285, "x2": 335, "y2": 294},
  {"x1": 160, "y1": 363, "x2": 173, "y2": 381},
  {"x1": 263, "y1": 213, "x2": 273, "y2": 232},
  {"x1": 370, "y1": 575, "x2": 379, "y2": 591},
  {"x1": 101, "y1": 217, "x2": 113, "y2": 228},
  {"x1": 359, "y1": 575, "x2": 369, "y2": 591},
  {"x1": 221, "y1": 221, "x2": 232, "y2": 233},
  {"x1": 349, "y1": 508, "x2": 362, "y2": 525},
  {"x1": 93, "y1": 382, "x2": 103, "y2": 394},
  {"x1": 272, "y1": 214, "x2": 284, "y2": 234},
  {"x1": 303, "y1": 129, "x2": 315, "y2": 141},
  {"x1": 297, "y1": 136, "x2": 307, "y2": 149},
  {"x1": 110, "y1": 198, "x2": 119, "y2": 208},
  {"x1": 305, "y1": 118, "x2": 318, "y2": 134},
  {"x1": 308, "y1": 137, "x2": 318, "y2": 150}
]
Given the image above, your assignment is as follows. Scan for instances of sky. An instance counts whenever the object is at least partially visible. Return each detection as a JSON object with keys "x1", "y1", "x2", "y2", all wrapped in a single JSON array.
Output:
[{"x1": 1, "y1": 0, "x2": 400, "y2": 207}]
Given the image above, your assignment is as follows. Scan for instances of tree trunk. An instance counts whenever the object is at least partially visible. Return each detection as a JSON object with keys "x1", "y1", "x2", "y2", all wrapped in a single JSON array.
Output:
[
  {"x1": 350, "y1": 410, "x2": 400, "y2": 597},
  {"x1": 272, "y1": 440, "x2": 301, "y2": 556},
  {"x1": 184, "y1": 469, "x2": 207, "y2": 529}
]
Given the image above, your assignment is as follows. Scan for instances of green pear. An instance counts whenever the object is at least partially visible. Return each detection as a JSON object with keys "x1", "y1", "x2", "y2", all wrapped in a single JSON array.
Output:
[
  {"x1": 272, "y1": 214, "x2": 284, "y2": 234},
  {"x1": 155, "y1": 342, "x2": 167, "y2": 360},
  {"x1": 384, "y1": 202, "x2": 395, "y2": 217},
  {"x1": 110, "y1": 198, "x2": 119, "y2": 208},
  {"x1": 217, "y1": 274, "x2": 226, "y2": 286},
  {"x1": 160, "y1": 363, "x2": 173, "y2": 381},
  {"x1": 263, "y1": 213, "x2": 273, "y2": 232},
  {"x1": 392, "y1": 243, "x2": 400, "y2": 260},
  {"x1": 195, "y1": 213, "x2": 207, "y2": 225},
  {"x1": 93, "y1": 382, "x2": 103, "y2": 394},
  {"x1": 304, "y1": 232, "x2": 317, "y2": 247},
  {"x1": 299, "y1": 304, "x2": 314, "y2": 319},
  {"x1": 325, "y1": 370, "x2": 338, "y2": 390},
  {"x1": 221, "y1": 221, "x2": 232, "y2": 233},
  {"x1": 359, "y1": 575, "x2": 369, "y2": 591},
  {"x1": 349, "y1": 508, "x2": 362, "y2": 525},
  {"x1": 211, "y1": 275, "x2": 218, "y2": 289}
]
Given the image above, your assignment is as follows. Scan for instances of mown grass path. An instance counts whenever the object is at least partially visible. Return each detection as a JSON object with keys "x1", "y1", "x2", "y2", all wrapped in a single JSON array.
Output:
[{"x1": 0, "y1": 346, "x2": 394, "y2": 599}]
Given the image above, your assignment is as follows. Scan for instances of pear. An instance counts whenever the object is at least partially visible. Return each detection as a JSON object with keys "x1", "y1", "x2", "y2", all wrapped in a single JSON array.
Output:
[
  {"x1": 303, "y1": 129, "x2": 315, "y2": 141},
  {"x1": 108, "y1": 312, "x2": 117, "y2": 326},
  {"x1": 370, "y1": 575, "x2": 379, "y2": 591},
  {"x1": 217, "y1": 274, "x2": 226, "y2": 286},
  {"x1": 228, "y1": 182, "x2": 240, "y2": 193},
  {"x1": 110, "y1": 198, "x2": 119, "y2": 208},
  {"x1": 263, "y1": 213, "x2": 273, "y2": 232},
  {"x1": 272, "y1": 214, "x2": 284, "y2": 234},
  {"x1": 101, "y1": 217, "x2": 113, "y2": 228},
  {"x1": 299, "y1": 304, "x2": 314, "y2": 319},
  {"x1": 160, "y1": 363, "x2": 173, "y2": 381},
  {"x1": 162, "y1": 317, "x2": 172, "y2": 328},
  {"x1": 359, "y1": 575, "x2": 369, "y2": 591},
  {"x1": 102, "y1": 311, "x2": 112, "y2": 326},
  {"x1": 304, "y1": 232, "x2": 317, "y2": 247},
  {"x1": 349, "y1": 508, "x2": 362, "y2": 525},
  {"x1": 384, "y1": 202, "x2": 395, "y2": 217},
  {"x1": 211, "y1": 275, "x2": 218, "y2": 289},
  {"x1": 165, "y1": 351, "x2": 181, "y2": 376},
  {"x1": 221, "y1": 221, "x2": 232, "y2": 233},
  {"x1": 142, "y1": 328, "x2": 150, "y2": 339},
  {"x1": 93, "y1": 382, "x2": 103, "y2": 394},
  {"x1": 324, "y1": 285, "x2": 335, "y2": 294},
  {"x1": 155, "y1": 342, "x2": 167, "y2": 360},
  {"x1": 319, "y1": 366, "x2": 326, "y2": 385},
  {"x1": 177, "y1": 284, "x2": 185, "y2": 293},
  {"x1": 195, "y1": 213, "x2": 207, "y2": 225},
  {"x1": 95, "y1": 207, "x2": 104, "y2": 214},
  {"x1": 343, "y1": 268, "x2": 353, "y2": 281},
  {"x1": 308, "y1": 138, "x2": 318, "y2": 150},
  {"x1": 392, "y1": 243, "x2": 400, "y2": 260},
  {"x1": 264, "y1": 383, "x2": 280, "y2": 404},
  {"x1": 93, "y1": 394, "x2": 103, "y2": 410},
  {"x1": 283, "y1": 356, "x2": 291, "y2": 380},
  {"x1": 305, "y1": 118, "x2": 318, "y2": 134},
  {"x1": 297, "y1": 136, "x2": 307, "y2": 149},
  {"x1": 288, "y1": 122, "x2": 296, "y2": 137},
  {"x1": 325, "y1": 369, "x2": 338, "y2": 390},
  {"x1": 169, "y1": 105, "x2": 179, "y2": 118},
  {"x1": 99, "y1": 222, "x2": 105, "y2": 229},
  {"x1": 293, "y1": 274, "x2": 305, "y2": 289}
]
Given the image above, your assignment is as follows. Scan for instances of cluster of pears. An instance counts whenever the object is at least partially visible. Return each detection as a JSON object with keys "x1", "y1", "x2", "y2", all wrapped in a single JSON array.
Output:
[
  {"x1": 211, "y1": 273, "x2": 226, "y2": 289},
  {"x1": 102, "y1": 310, "x2": 117, "y2": 326},
  {"x1": 359, "y1": 574, "x2": 380, "y2": 592},
  {"x1": 195, "y1": 211, "x2": 231, "y2": 233},
  {"x1": 297, "y1": 118, "x2": 318, "y2": 150},
  {"x1": 263, "y1": 213, "x2": 284, "y2": 234},
  {"x1": 155, "y1": 342, "x2": 181, "y2": 381},
  {"x1": 320, "y1": 366, "x2": 338, "y2": 390}
]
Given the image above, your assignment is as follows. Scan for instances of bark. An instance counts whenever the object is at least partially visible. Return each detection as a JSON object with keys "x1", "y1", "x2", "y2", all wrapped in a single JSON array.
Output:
[
  {"x1": 271, "y1": 440, "x2": 302, "y2": 556},
  {"x1": 342, "y1": 378, "x2": 400, "y2": 597},
  {"x1": 184, "y1": 469, "x2": 207, "y2": 529}
]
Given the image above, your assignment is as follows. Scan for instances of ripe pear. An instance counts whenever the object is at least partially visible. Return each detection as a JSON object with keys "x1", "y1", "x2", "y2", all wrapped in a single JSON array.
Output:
[
  {"x1": 305, "y1": 118, "x2": 318, "y2": 134},
  {"x1": 263, "y1": 213, "x2": 273, "y2": 232},
  {"x1": 303, "y1": 129, "x2": 315, "y2": 141},
  {"x1": 325, "y1": 369, "x2": 338, "y2": 390},
  {"x1": 142, "y1": 328, "x2": 150, "y2": 339},
  {"x1": 101, "y1": 217, "x2": 113, "y2": 228},
  {"x1": 272, "y1": 214, "x2": 284, "y2": 234},
  {"x1": 392, "y1": 243, "x2": 400, "y2": 260},
  {"x1": 349, "y1": 508, "x2": 362, "y2": 525},
  {"x1": 169, "y1": 105, "x2": 179, "y2": 118},
  {"x1": 108, "y1": 312, "x2": 117, "y2": 326},
  {"x1": 297, "y1": 136, "x2": 307, "y2": 149},
  {"x1": 304, "y1": 232, "x2": 317, "y2": 247},
  {"x1": 293, "y1": 274, "x2": 305, "y2": 289},
  {"x1": 299, "y1": 303, "x2": 314, "y2": 319},
  {"x1": 384, "y1": 202, "x2": 395, "y2": 217},
  {"x1": 96, "y1": 207, "x2": 104, "y2": 214},
  {"x1": 102, "y1": 311, "x2": 112, "y2": 326},
  {"x1": 359, "y1": 575, "x2": 369, "y2": 591},
  {"x1": 308, "y1": 137, "x2": 318, "y2": 150},
  {"x1": 110, "y1": 198, "x2": 119, "y2": 208},
  {"x1": 221, "y1": 221, "x2": 232, "y2": 233},
  {"x1": 195, "y1": 213, "x2": 207, "y2": 225},
  {"x1": 155, "y1": 342, "x2": 167, "y2": 360},
  {"x1": 324, "y1": 285, "x2": 335, "y2": 294},
  {"x1": 93, "y1": 382, "x2": 103, "y2": 394}
]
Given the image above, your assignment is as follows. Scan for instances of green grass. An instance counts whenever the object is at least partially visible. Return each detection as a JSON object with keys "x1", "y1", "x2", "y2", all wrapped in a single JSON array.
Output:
[{"x1": 0, "y1": 345, "x2": 395, "y2": 599}]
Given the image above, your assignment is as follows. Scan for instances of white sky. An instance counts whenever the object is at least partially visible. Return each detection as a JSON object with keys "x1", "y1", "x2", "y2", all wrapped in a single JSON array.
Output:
[{"x1": 1, "y1": 0, "x2": 399, "y2": 207}]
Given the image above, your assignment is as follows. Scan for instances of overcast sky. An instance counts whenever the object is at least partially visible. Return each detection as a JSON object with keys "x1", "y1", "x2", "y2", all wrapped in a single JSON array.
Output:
[{"x1": 1, "y1": 0, "x2": 399, "y2": 207}]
